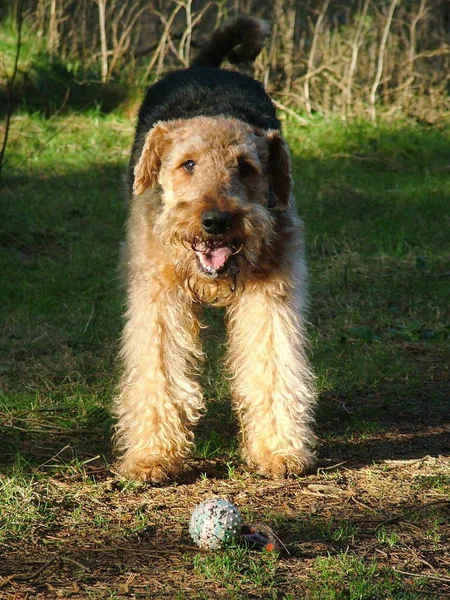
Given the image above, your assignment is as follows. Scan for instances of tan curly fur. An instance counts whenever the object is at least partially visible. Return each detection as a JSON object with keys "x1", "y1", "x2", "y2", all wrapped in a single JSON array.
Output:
[{"x1": 113, "y1": 113, "x2": 316, "y2": 484}]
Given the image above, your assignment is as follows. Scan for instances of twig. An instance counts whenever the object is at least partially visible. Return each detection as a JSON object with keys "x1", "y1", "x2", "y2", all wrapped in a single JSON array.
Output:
[
  {"x1": 345, "y1": 0, "x2": 371, "y2": 116},
  {"x1": 178, "y1": 0, "x2": 193, "y2": 66},
  {"x1": 47, "y1": 0, "x2": 58, "y2": 54},
  {"x1": 402, "y1": 0, "x2": 429, "y2": 109},
  {"x1": 108, "y1": 5, "x2": 149, "y2": 76},
  {"x1": 146, "y1": 4, "x2": 184, "y2": 79},
  {"x1": 38, "y1": 444, "x2": 73, "y2": 469},
  {"x1": 97, "y1": 0, "x2": 108, "y2": 83},
  {"x1": 0, "y1": 0, "x2": 23, "y2": 185},
  {"x1": 376, "y1": 500, "x2": 449, "y2": 529},
  {"x1": 331, "y1": 153, "x2": 393, "y2": 166},
  {"x1": 304, "y1": 0, "x2": 330, "y2": 115},
  {"x1": 393, "y1": 568, "x2": 450, "y2": 583},
  {"x1": 0, "y1": 575, "x2": 16, "y2": 589},
  {"x1": 179, "y1": 0, "x2": 212, "y2": 66},
  {"x1": 83, "y1": 296, "x2": 99, "y2": 334},
  {"x1": 350, "y1": 496, "x2": 381, "y2": 516},
  {"x1": 382, "y1": 455, "x2": 433, "y2": 468},
  {"x1": 60, "y1": 556, "x2": 88, "y2": 571},
  {"x1": 369, "y1": 0, "x2": 399, "y2": 122},
  {"x1": 317, "y1": 460, "x2": 348, "y2": 472},
  {"x1": 272, "y1": 100, "x2": 309, "y2": 125},
  {"x1": 16, "y1": 556, "x2": 58, "y2": 581}
]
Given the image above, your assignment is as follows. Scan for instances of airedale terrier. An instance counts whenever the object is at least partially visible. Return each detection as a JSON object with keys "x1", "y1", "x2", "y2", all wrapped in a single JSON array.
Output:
[{"x1": 114, "y1": 17, "x2": 316, "y2": 483}]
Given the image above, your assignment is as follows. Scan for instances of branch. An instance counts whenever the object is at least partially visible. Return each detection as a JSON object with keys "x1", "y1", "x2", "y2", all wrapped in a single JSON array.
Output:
[
  {"x1": 145, "y1": 4, "x2": 184, "y2": 79},
  {"x1": 304, "y1": 0, "x2": 330, "y2": 115},
  {"x1": 369, "y1": 0, "x2": 399, "y2": 122},
  {"x1": 345, "y1": 0, "x2": 371, "y2": 116},
  {"x1": 272, "y1": 100, "x2": 309, "y2": 125},
  {"x1": 0, "y1": 0, "x2": 23, "y2": 185},
  {"x1": 97, "y1": 0, "x2": 108, "y2": 83}
]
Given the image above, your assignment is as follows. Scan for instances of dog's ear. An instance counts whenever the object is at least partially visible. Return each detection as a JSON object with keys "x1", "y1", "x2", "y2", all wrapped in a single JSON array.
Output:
[
  {"x1": 133, "y1": 123, "x2": 171, "y2": 195},
  {"x1": 265, "y1": 130, "x2": 293, "y2": 209}
]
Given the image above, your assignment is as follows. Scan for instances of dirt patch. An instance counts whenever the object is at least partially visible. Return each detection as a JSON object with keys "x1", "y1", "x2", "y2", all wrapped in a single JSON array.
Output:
[{"x1": 1, "y1": 454, "x2": 449, "y2": 598}]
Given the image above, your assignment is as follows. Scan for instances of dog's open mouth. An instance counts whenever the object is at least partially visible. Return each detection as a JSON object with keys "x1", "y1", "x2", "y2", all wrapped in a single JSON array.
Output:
[{"x1": 191, "y1": 238, "x2": 243, "y2": 277}]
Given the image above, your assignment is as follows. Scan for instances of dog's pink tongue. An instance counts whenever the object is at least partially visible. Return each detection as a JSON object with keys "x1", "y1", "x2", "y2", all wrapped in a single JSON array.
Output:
[{"x1": 202, "y1": 246, "x2": 232, "y2": 270}]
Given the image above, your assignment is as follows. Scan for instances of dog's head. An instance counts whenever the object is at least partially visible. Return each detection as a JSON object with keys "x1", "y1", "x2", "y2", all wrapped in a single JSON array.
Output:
[{"x1": 132, "y1": 116, "x2": 292, "y2": 301}]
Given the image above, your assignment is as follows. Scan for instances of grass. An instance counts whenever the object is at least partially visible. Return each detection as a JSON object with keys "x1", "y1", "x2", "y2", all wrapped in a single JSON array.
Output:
[
  {"x1": 307, "y1": 554, "x2": 429, "y2": 600},
  {"x1": 193, "y1": 546, "x2": 279, "y2": 595},
  {"x1": 0, "y1": 20, "x2": 131, "y2": 116},
  {"x1": 0, "y1": 110, "x2": 449, "y2": 598}
]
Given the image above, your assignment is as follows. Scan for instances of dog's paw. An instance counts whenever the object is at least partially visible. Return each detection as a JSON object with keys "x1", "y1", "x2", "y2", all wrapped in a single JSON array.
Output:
[
  {"x1": 115, "y1": 456, "x2": 180, "y2": 485},
  {"x1": 254, "y1": 451, "x2": 314, "y2": 479}
]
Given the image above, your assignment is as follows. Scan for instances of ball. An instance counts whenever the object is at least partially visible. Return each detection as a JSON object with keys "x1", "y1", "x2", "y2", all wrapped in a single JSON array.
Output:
[{"x1": 189, "y1": 498, "x2": 243, "y2": 550}]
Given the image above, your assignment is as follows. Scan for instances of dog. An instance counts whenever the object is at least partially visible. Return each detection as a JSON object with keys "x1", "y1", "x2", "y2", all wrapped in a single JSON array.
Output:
[{"x1": 114, "y1": 17, "x2": 316, "y2": 483}]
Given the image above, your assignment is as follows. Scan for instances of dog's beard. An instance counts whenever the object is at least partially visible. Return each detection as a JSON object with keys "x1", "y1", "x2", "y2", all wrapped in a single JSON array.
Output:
[
  {"x1": 174, "y1": 254, "x2": 243, "y2": 305},
  {"x1": 173, "y1": 237, "x2": 244, "y2": 305}
]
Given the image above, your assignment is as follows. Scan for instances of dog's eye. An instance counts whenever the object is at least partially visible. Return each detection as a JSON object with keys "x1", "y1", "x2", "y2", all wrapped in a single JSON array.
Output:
[
  {"x1": 238, "y1": 159, "x2": 257, "y2": 178},
  {"x1": 182, "y1": 160, "x2": 196, "y2": 173}
]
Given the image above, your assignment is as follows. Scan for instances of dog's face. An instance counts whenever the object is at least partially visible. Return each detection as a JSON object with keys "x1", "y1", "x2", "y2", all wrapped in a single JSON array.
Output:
[{"x1": 133, "y1": 116, "x2": 292, "y2": 302}]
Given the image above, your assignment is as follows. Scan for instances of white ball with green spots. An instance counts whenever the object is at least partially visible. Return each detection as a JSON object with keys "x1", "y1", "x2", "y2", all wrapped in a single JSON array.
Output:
[{"x1": 189, "y1": 498, "x2": 243, "y2": 550}]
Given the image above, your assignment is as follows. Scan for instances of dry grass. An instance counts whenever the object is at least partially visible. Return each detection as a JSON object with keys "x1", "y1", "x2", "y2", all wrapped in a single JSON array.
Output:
[{"x1": 2, "y1": 1, "x2": 449, "y2": 120}]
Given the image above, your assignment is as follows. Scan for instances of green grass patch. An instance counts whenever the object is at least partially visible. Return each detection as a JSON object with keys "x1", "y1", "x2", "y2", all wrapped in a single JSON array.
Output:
[
  {"x1": 308, "y1": 554, "x2": 427, "y2": 600},
  {"x1": 193, "y1": 546, "x2": 279, "y2": 596},
  {"x1": 413, "y1": 474, "x2": 450, "y2": 492}
]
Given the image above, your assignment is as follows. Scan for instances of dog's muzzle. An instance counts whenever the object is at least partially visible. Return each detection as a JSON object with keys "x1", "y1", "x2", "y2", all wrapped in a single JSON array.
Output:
[{"x1": 186, "y1": 211, "x2": 239, "y2": 277}]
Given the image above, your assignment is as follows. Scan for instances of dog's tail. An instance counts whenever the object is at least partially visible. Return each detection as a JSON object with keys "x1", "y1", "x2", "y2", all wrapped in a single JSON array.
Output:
[{"x1": 191, "y1": 17, "x2": 270, "y2": 69}]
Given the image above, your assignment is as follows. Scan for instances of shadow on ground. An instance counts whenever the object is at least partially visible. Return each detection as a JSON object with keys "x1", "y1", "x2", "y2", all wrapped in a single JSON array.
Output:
[{"x1": 1, "y1": 379, "x2": 449, "y2": 475}]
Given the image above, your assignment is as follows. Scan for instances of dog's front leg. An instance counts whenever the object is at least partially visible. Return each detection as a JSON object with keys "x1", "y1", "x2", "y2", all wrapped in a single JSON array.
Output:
[
  {"x1": 226, "y1": 281, "x2": 316, "y2": 478},
  {"x1": 114, "y1": 278, "x2": 204, "y2": 484}
]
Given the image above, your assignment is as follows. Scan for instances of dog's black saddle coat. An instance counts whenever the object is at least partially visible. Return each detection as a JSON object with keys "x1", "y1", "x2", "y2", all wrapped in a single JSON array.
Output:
[{"x1": 130, "y1": 67, "x2": 281, "y2": 176}]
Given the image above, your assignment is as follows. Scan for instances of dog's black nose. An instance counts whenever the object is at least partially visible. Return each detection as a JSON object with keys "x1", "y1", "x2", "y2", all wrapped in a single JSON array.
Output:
[{"x1": 201, "y1": 211, "x2": 233, "y2": 235}]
